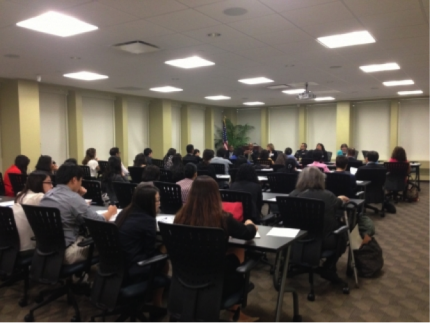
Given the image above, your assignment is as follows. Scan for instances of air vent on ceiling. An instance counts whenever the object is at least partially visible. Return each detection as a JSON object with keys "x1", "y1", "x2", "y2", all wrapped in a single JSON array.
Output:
[
  {"x1": 113, "y1": 41, "x2": 159, "y2": 54},
  {"x1": 115, "y1": 86, "x2": 144, "y2": 91},
  {"x1": 266, "y1": 84, "x2": 290, "y2": 90}
]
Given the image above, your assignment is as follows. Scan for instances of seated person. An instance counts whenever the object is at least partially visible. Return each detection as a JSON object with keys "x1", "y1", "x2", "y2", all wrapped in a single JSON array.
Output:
[
  {"x1": 133, "y1": 153, "x2": 147, "y2": 167},
  {"x1": 335, "y1": 156, "x2": 357, "y2": 197},
  {"x1": 82, "y1": 148, "x2": 99, "y2": 178},
  {"x1": 102, "y1": 156, "x2": 129, "y2": 204},
  {"x1": 359, "y1": 151, "x2": 383, "y2": 169},
  {"x1": 290, "y1": 167, "x2": 349, "y2": 281},
  {"x1": 275, "y1": 153, "x2": 287, "y2": 166},
  {"x1": 228, "y1": 145, "x2": 234, "y2": 158},
  {"x1": 176, "y1": 163, "x2": 197, "y2": 204},
  {"x1": 174, "y1": 176, "x2": 258, "y2": 321},
  {"x1": 143, "y1": 148, "x2": 153, "y2": 165},
  {"x1": 35, "y1": 155, "x2": 58, "y2": 175},
  {"x1": 210, "y1": 148, "x2": 232, "y2": 174},
  {"x1": 193, "y1": 149, "x2": 201, "y2": 158},
  {"x1": 183, "y1": 144, "x2": 201, "y2": 164},
  {"x1": 315, "y1": 143, "x2": 330, "y2": 162},
  {"x1": 4, "y1": 155, "x2": 30, "y2": 197},
  {"x1": 278, "y1": 158, "x2": 300, "y2": 174},
  {"x1": 258, "y1": 149, "x2": 274, "y2": 165},
  {"x1": 230, "y1": 164, "x2": 263, "y2": 222},
  {"x1": 116, "y1": 185, "x2": 168, "y2": 307},
  {"x1": 244, "y1": 143, "x2": 258, "y2": 163},
  {"x1": 109, "y1": 147, "x2": 129, "y2": 176},
  {"x1": 139, "y1": 165, "x2": 160, "y2": 187},
  {"x1": 294, "y1": 143, "x2": 308, "y2": 161},
  {"x1": 308, "y1": 150, "x2": 330, "y2": 173},
  {"x1": 347, "y1": 148, "x2": 357, "y2": 161},
  {"x1": 163, "y1": 148, "x2": 176, "y2": 170},
  {"x1": 197, "y1": 149, "x2": 217, "y2": 180},
  {"x1": 389, "y1": 146, "x2": 411, "y2": 173},
  {"x1": 284, "y1": 147, "x2": 300, "y2": 167},
  {"x1": 337, "y1": 144, "x2": 348, "y2": 156},
  {"x1": 170, "y1": 154, "x2": 185, "y2": 182},
  {"x1": 12, "y1": 171, "x2": 53, "y2": 251},
  {"x1": 40, "y1": 163, "x2": 117, "y2": 264},
  {"x1": 64, "y1": 158, "x2": 78, "y2": 165},
  {"x1": 267, "y1": 143, "x2": 278, "y2": 161}
]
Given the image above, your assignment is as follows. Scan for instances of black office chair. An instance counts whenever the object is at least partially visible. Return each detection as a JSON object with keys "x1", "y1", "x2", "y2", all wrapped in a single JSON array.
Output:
[
  {"x1": 153, "y1": 181, "x2": 182, "y2": 214},
  {"x1": 0, "y1": 172, "x2": 5, "y2": 195},
  {"x1": 182, "y1": 160, "x2": 198, "y2": 166},
  {"x1": 22, "y1": 205, "x2": 97, "y2": 322},
  {"x1": 267, "y1": 173, "x2": 298, "y2": 194},
  {"x1": 158, "y1": 222, "x2": 258, "y2": 322},
  {"x1": 272, "y1": 164, "x2": 284, "y2": 172},
  {"x1": 128, "y1": 166, "x2": 145, "y2": 183},
  {"x1": 326, "y1": 151, "x2": 333, "y2": 161},
  {"x1": 8, "y1": 173, "x2": 28, "y2": 196},
  {"x1": 160, "y1": 169, "x2": 174, "y2": 183},
  {"x1": 79, "y1": 165, "x2": 93, "y2": 180},
  {"x1": 211, "y1": 163, "x2": 226, "y2": 175},
  {"x1": 197, "y1": 169, "x2": 217, "y2": 181},
  {"x1": 300, "y1": 158, "x2": 313, "y2": 167},
  {"x1": 384, "y1": 162, "x2": 410, "y2": 203},
  {"x1": 84, "y1": 218, "x2": 169, "y2": 322},
  {"x1": 229, "y1": 168, "x2": 238, "y2": 183},
  {"x1": 255, "y1": 159, "x2": 272, "y2": 167},
  {"x1": 0, "y1": 207, "x2": 32, "y2": 307},
  {"x1": 112, "y1": 182, "x2": 137, "y2": 208},
  {"x1": 346, "y1": 160, "x2": 363, "y2": 171},
  {"x1": 326, "y1": 172, "x2": 362, "y2": 199},
  {"x1": 98, "y1": 160, "x2": 109, "y2": 178},
  {"x1": 355, "y1": 167, "x2": 387, "y2": 217},
  {"x1": 361, "y1": 150, "x2": 369, "y2": 159},
  {"x1": 81, "y1": 179, "x2": 104, "y2": 206},
  {"x1": 219, "y1": 189, "x2": 258, "y2": 223},
  {"x1": 151, "y1": 159, "x2": 164, "y2": 169},
  {"x1": 276, "y1": 196, "x2": 349, "y2": 301}
]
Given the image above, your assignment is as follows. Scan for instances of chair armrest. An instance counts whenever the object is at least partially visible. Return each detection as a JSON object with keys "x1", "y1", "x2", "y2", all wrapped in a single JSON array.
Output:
[
  {"x1": 77, "y1": 238, "x2": 94, "y2": 247},
  {"x1": 355, "y1": 191, "x2": 364, "y2": 198},
  {"x1": 137, "y1": 254, "x2": 169, "y2": 267},
  {"x1": 236, "y1": 257, "x2": 260, "y2": 274},
  {"x1": 260, "y1": 213, "x2": 275, "y2": 225},
  {"x1": 333, "y1": 225, "x2": 348, "y2": 235}
]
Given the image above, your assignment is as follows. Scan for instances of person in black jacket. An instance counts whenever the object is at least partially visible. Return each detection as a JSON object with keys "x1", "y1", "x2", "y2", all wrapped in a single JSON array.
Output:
[
  {"x1": 294, "y1": 143, "x2": 308, "y2": 160},
  {"x1": 196, "y1": 149, "x2": 217, "y2": 180},
  {"x1": 143, "y1": 148, "x2": 153, "y2": 165},
  {"x1": 116, "y1": 185, "x2": 168, "y2": 307},
  {"x1": 102, "y1": 156, "x2": 129, "y2": 204},
  {"x1": 316, "y1": 143, "x2": 330, "y2": 162},
  {"x1": 170, "y1": 154, "x2": 185, "y2": 182},
  {"x1": 183, "y1": 144, "x2": 201, "y2": 164}
]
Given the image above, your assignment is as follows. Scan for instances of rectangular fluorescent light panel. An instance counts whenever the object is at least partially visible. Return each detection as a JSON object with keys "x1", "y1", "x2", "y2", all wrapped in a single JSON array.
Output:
[
  {"x1": 383, "y1": 80, "x2": 414, "y2": 86},
  {"x1": 165, "y1": 56, "x2": 215, "y2": 69},
  {"x1": 398, "y1": 90, "x2": 423, "y2": 95},
  {"x1": 205, "y1": 95, "x2": 231, "y2": 100},
  {"x1": 150, "y1": 86, "x2": 183, "y2": 93},
  {"x1": 314, "y1": 97, "x2": 335, "y2": 101},
  {"x1": 16, "y1": 11, "x2": 98, "y2": 37},
  {"x1": 63, "y1": 71, "x2": 108, "y2": 81},
  {"x1": 243, "y1": 101, "x2": 265, "y2": 106},
  {"x1": 360, "y1": 63, "x2": 400, "y2": 73},
  {"x1": 239, "y1": 77, "x2": 274, "y2": 85},
  {"x1": 283, "y1": 89, "x2": 305, "y2": 94},
  {"x1": 317, "y1": 31, "x2": 375, "y2": 48}
]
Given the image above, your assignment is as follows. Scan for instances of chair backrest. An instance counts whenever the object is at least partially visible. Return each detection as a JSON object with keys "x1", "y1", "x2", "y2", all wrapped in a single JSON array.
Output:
[
  {"x1": 354, "y1": 150, "x2": 359, "y2": 159},
  {"x1": 160, "y1": 169, "x2": 174, "y2": 183},
  {"x1": 197, "y1": 169, "x2": 217, "y2": 181},
  {"x1": 272, "y1": 164, "x2": 284, "y2": 172},
  {"x1": 326, "y1": 172, "x2": 354, "y2": 198},
  {"x1": 158, "y1": 222, "x2": 227, "y2": 322},
  {"x1": 84, "y1": 218, "x2": 124, "y2": 310},
  {"x1": 0, "y1": 207, "x2": 20, "y2": 275},
  {"x1": 326, "y1": 151, "x2": 333, "y2": 161},
  {"x1": 383, "y1": 162, "x2": 410, "y2": 191},
  {"x1": 255, "y1": 159, "x2": 272, "y2": 166},
  {"x1": 266, "y1": 173, "x2": 298, "y2": 194},
  {"x1": 128, "y1": 166, "x2": 145, "y2": 183},
  {"x1": 22, "y1": 205, "x2": 65, "y2": 284},
  {"x1": 0, "y1": 172, "x2": 5, "y2": 195},
  {"x1": 79, "y1": 165, "x2": 93, "y2": 180},
  {"x1": 153, "y1": 181, "x2": 183, "y2": 214},
  {"x1": 346, "y1": 160, "x2": 363, "y2": 171},
  {"x1": 8, "y1": 173, "x2": 28, "y2": 196},
  {"x1": 98, "y1": 160, "x2": 109, "y2": 177},
  {"x1": 82, "y1": 180, "x2": 104, "y2": 206},
  {"x1": 355, "y1": 167, "x2": 387, "y2": 203},
  {"x1": 50, "y1": 174, "x2": 57, "y2": 187},
  {"x1": 301, "y1": 158, "x2": 313, "y2": 167},
  {"x1": 112, "y1": 182, "x2": 137, "y2": 208},
  {"x1": 362, "y1": 150, "x2": 369, "y2": 159},
  {"x1": 152, "y1": 159, "x2": 164, "y2": 169},
  {"x1": 182, "y1": 160, "x2": 198, "y2": 166},
  {"x1": 219, "y1": 189, "x2": 256, "y2": 222},
  {"x1": 228, "y1": 168, "x2": 238, "y2": 183},
  {"x1": 211, "y1": 163, "x2": 226, "y2": 175}
]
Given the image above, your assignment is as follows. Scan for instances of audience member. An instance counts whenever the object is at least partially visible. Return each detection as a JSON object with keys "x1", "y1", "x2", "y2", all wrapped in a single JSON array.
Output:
[
  {"x1": 230, "y1": 147, "x2": 244, "y2": 161},
  {"x1": 176, "y1": 163, "x2": 197, "y2": 204},
  {"x1": 183, "y1": 144, "x2": 200, "y2": 164},
  {"x1": 139, "y1": 165, "x2": 160, "y2": 186},
  {"x1": 143, "y1": 148, "x2": 153, "y2": 165},
  {"x1": 35, "y1": 155, "x2": 58, "y2": 174},
  {"x1": 316, "y1": 143, "x2": 330, "y2": 162},
  {"x1": 197, "y1": 149, "x2": 217, "y2": 179},
  {"x1": 294, "y1": 143, "x2": 308, "y2": 160},
  {"x1": 278, "y1": 158, "x2": 299, "y2": 173},
  {"x1": 389, "y1": 146, "x2": 411, "y2": 172},
  {"x1": 235, "y1": 156, "x2": 249, "y2": 167},
  {"x1": 4, "y1": 155, "x2": 30, "y2": 197},
  {"x1": 109, "y1": 147, "x2": 129, "y2": 176},
  {"x1": 102, "y1": 156, "x2": 129, "y2": 204},
  {"x1": 335, "y1": 156, "x2": 357, "y2": 197},
  {"x1": 308, "y1": 150, "x2": 330, "y2": 173},
  {"x1": 360, "y1": 151, "x2": 383, "y2": 168},
  {"x1": 228, "y1": 145, "x2": 234, "y2": 158},
  {"x1": 275, "y1": 153, "x2": 287, "y2": 166},
  {"x1": 193, "y1": 149, "x2": 200, "y2": 157},
  {"x1": 284, "y1": 147, "x2": 300, "y2": 167},
  {"x1": 337, "y1": 144, "x2": 348, "y2": 156},
  {"x1": 40, "y1": 163, "x2": 117, "y2": 264},
  {"x1": 64, "y1": 158, "x2": 78, "y2": 165},
  {"x1": 170, "y1": 154, "x2": 185, "y2": 182},
  {"x1": 12, "y1": 171, "x2": 53, "y2": 251},
  {"x1": 210, "y1": 147, "x2": 232, "y2": 174},
  {"x1": 267, "y1": 143, "x2": 278, "y2": 161},
  {"x1": 258, "y1": 149, "x2": 274, "y2": 165},
  {"x1": 163, "y1": 148, "x2": 176, "y2": 170},
  {"x1": 347, "y1": 148, "x2": 356, "y2": 161},
  {"x1": 133, "y1": 153, "x2": 147, "y2": 167},
  {"x1": 82, "y1": 148, "x2": 99, "y2": 177}
]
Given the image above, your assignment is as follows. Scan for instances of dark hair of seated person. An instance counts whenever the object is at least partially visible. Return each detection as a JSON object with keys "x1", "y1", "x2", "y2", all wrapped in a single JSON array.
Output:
[
  {"x1": 56, "y1": 163, "x2": 83, "y2": 185},
  {"x1": 82, "y1": 148, "x2": 96, "y2": 165},
  {"x1": 193, "y1": 149, "x2": 200, "y2": 156},
  {"x1": 141, "y1": 165, "x2": 160, "y2": 182},
  {"x1": 202, "y1": 149, "x2": 214, "y2": 164},
  {"x1": 235, "y1": 156, "x2": 248, "y2": 167},
  {"x1": 217, "y1": 147, "x2": 227, "y2": 158},
  {"x1": 367, "y1": 151, "x2": 379, "y2": 162},
  {"x1": 259, "y1": 149, "x2": 270, "y2": 160},
  {"x1": 15, "y1": 170, "x2": 51, "y2": 203},
  {"x1": 15, "y1": 155, "x2": 30, "y2": 174},
  {"x1": 236, "y1": 164, "x2": 259, "y2": 184},
  {"x1": 143, "y1": 148, "x2": 152, "y2": 156},
  {"x1": 391, "y1": 146, "x2": 407, "y2": 162},
  {"x1": 133, "y1": 153, "x2": 147, "y2": 167},
  {"x1": 347, "y1": 148, "x2": 356, "y2": 157},
  {"x1": 336, "y1": 156, "x2": 348, "y2": 170},
  {"x1": 284, "y1": 147, "x2": 293, "y2": 156},
  {"x1": 64, "y1": 158, "x2": 78, "y2": 165},
  {"x1": 186, "y1": 144, "x2": 194, "y2": 154},
  {"x1": 184, "y1": 163, "x2": 197, "y2": 179},
  {"x1": 312, "y1": 149, "x2": 323, "y2": 162},
  {"x1": 35, "y1": 155, "x2": 53, "y2": 173},
  {"x1": 115, "y1": 185, "x2": 159, "y2": 228},
  {"x1": 275, "y1": 153, "x2": 287, "y2": 165},
  {"x1": 109, "y1": 147, "x2": 120, "y2": 156},
  {"x1": 103, "y1": 156, "x2": 122, "y2": 182}
]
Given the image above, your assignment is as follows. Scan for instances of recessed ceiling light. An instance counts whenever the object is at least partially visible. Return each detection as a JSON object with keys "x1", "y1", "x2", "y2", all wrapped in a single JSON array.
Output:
[
  {"x1": 243, "y1": 101, "x2": 265, "y2": 106},
  {"x1": 223, "y1": 7, "x2": 248, "y2": 16},
  {"x1": 283, "y1": 89, "x2": 305, "y2": 94},
  {"x1": 383, "y1": 80, "x2": 414, "y2": 86},
  {"x1": 314, "y1": 97, "x2": 335, "y2": 101},
  {"x1": 360, "y1": 63, "x2": 400, "y2": 73},
  {"x1": 317, "y1": 31, "x2": 375, "y2": 48},
  {"x1": 114, "y1": 40, "x2": 159, "y2": 54},
  {"x1": 150, "y1": 86, "x2": 183, "y2": 93},
  {"x1": 63, "y1": 71, "x2": 108, "y2": 81},
  {"x1": 165, "y1": 56, "x2": 215, "y2": 69},
  {"x1": 16, "y1": 11, "x2": 98, "y2": 37},
  {"x1": 398, "y1": 90, "x2": 423, "y2": 95},
  {"x1": 239, "y1": 77, "x2": 274, "y2": 85},
  {"x1": 205, "y1": 95, "x2": 231, "y2": 100},
  {"x1": 207, "y1": 32, "x2": 221, "y2": 37}
]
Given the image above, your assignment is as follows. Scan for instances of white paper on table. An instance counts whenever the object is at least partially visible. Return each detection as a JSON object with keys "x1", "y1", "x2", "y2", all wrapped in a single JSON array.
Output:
[
  {"x1": 266, "y1": 227, "x2": 299, "y2": 238},
  {"x1": 356, "y1": 180, "x2": 363, "y2": 184},
  {"x1": 254, "y1": 232, "x2": 261, "y2": 239},
  {"x1": 350, "y1": 167, "x2": 358, "y2": 175},
  {"x1": 157, "y1": 216, "x2": 175, "y2": 224},
  {"x1": 0, "y1": 201, "x2": 14, "y2": 207},
  {"x1": 217, "y1": 175, "x2": 230, "y2": 179},
  {"x1": 261, "y1": 168, "x2": 273, "y2": 172},
  {"x1": 296, "y1": 169, "x2": 302, "y2": 172},
  {"x1": 267, "y1": 197, "x2": 277, "y2": 201},
  {"x1": 258, "y1": 176, "x2": 268, "y2": 181},
  {"x1": 96, "y1": 209, "x2": 122, "y2": 222}
]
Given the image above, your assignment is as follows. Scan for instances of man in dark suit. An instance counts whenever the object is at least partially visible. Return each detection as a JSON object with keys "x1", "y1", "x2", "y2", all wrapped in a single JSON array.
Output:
[
  {"x1": 143, "y1": 148, "x2": 153, "y2": 165},
  {"x1": 294, "y1": 143, "x2": 308, "y2": 160},
  {"x1": 183, "y1": 144, "x2": 201, "y2": 164},
  {"x1": 358, "y1": 151, "x2": 383, "y2": 169}
]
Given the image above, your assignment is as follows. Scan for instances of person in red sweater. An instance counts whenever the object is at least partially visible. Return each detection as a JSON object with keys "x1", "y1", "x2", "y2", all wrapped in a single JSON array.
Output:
[{"x1": 4, "y1": 155, "x2": 30, "y2": 196}]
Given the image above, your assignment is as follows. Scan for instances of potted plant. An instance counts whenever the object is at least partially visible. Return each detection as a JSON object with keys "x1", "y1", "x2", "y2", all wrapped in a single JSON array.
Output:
[{"x1": 214, "y1": 118, "x2": 254, "y2": 149}]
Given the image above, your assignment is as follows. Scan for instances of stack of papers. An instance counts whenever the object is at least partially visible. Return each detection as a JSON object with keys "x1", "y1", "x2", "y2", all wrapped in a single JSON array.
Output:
[
  {"x1": 350, "y1": 167, "x2": 358, "y2": 175},
  {"x1": 266, "y1": 227, "x2": 299, "y2": 238},
  {"x1": 0, "y1": 201, "x2": 14, "y2": 207},
  {"x1": 96, "y1": 209, "x2": 122, "y2": 222}
]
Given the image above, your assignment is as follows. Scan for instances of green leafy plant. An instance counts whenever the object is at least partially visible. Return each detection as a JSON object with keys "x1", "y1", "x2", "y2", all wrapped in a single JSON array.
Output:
[{"x1": 214, "y1": 118, "x2": 254, "y2": 149}]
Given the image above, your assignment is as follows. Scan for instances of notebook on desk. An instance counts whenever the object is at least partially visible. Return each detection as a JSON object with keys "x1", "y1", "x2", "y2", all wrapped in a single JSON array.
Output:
[{"x1": 350, "y1": 167, "x2": 358, "y2": 175}]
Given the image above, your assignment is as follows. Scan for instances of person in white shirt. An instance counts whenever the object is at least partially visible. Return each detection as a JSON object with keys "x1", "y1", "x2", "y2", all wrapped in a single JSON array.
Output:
[
  {"x1": 12, "y1": 170, "x2": 54, "y2": 251},
  {"x1": 82, "y1": 148, "x2": 99, "y2": 178},
  {"x1": 210, "y1": 147, "x2": 232, "y2": 174},
  {"x1": 109, "y1": 147, "x2": 129, "y2": 176}
]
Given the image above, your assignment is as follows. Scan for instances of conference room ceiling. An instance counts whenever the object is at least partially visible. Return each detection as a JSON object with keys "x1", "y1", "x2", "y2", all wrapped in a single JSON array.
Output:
[{"x1": 0, "y1": 0, "x2": 428, "y2": 107}]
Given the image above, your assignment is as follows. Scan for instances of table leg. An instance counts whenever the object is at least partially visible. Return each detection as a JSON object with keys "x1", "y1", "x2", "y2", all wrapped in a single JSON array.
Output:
[
  {"x1": 275, "y1": 246, "x2": 292, "y2": 322},
  {"x1": 417, "y1": 166, "x2": 421, "y2": 191}
]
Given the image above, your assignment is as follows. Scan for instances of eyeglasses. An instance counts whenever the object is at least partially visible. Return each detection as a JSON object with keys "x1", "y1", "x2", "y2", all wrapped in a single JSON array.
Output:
[{"x1": 43, "y1": 181, "x2": 53, "y2": 186}]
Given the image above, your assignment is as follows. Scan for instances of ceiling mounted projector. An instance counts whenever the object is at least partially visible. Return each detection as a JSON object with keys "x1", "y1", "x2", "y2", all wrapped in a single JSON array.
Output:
[{"x1": 296, "y1": 82, "x2": 316, "y2": 100}]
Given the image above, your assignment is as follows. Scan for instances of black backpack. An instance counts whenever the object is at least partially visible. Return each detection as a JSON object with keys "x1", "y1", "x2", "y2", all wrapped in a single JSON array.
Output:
[{"x1": 353, "y1": 237, "x2": 384, "y2": 278}]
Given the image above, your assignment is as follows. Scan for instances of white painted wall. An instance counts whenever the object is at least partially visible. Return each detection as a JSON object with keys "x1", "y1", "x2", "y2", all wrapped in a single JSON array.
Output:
[
  {"x1": 171, "y1": 103, "x2": 181, "y2": 152},
  {"x1": 237, "y1": 108, "x2": 261, "y2": 145},
  {"x1": 268, "y1": 106, "x2": 299, "y2": 152},
  {"x1": 189, "y1": 105, "x2": 205, "y2": 151},
  {"x1": 127, "y1": 98, "x2": 149, "y2": 165},
  {"x1": 306, "y1": 104, "x2": 337, "y2": 155}
]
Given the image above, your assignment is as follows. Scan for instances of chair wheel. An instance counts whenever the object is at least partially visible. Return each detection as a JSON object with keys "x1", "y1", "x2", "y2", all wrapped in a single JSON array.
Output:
[
  {"x1": 18, "y1": 299, "x2": 28, "y2": 307},
  {"x1": 343, "y1": 286, "x2": 350, "y2": 294},
  {"x1": 24, "y1": 314, "x2": 34, "y2": 322},
  {"x1": 307, "y1": 293, "x2": 315, "y2": 301},
  {"x1": 34, "y1": 295, "x2": 43, "y2": 303},
  {"x1": 71, "y1": 315, "x2": 81, "y2": 322},
  {"x1": 293, "y1": 315, "x2": 302, "y2": 322}
]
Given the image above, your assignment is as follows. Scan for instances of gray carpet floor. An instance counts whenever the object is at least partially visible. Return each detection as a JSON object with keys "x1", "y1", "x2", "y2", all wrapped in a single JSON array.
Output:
[{"x1": 1, "y1": 183, "x2": 429, "y2": 322}]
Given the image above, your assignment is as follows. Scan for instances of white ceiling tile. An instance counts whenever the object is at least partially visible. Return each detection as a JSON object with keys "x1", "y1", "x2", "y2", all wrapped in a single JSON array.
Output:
[
  {"x1": 0, "y1": 1, "x2": 34, "y2": 28},
  {"x1": 211, "y1": 35, "x2": 268, "y2": 52},
  {"x1": 259, "y1": 0, "x2": 338, "y2": 12},
  {"x1": 100, "y1": 0, "x2": 188, "y2": 18},
  {"x1": 8, "y1": 0, "x2": 91, "y2": 10},
  {"x1": 144, "y1": 33, "x2": 203, "y2": 50},
  {"x1": 343, "y1": 0, "x2": 421, "y2": 16},
  {"x1": 177, "y1": 0, "x2": 226, "y2": 8},
  {"x1": 183, "y1": 23, "x2": 250, "y2": 43},
  {"x1": 232, "y1": 46, "x2": 286, "y2": 61},
  {"x1": 252, "y1": 28, "x2": 315, "y2": 46},
  {"x1": 359, "y1": 9, "x2": 426, "y2": 30},
  {"x1": 371, "y1": 24, "x2": 429, "y2": 41},
  {"x1": 227, "y1": 14, "x2": 296, "y2": 36},
  {"x1": 299, "y1": 19, "x2": 364, "y2": 38}
]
